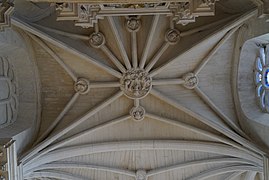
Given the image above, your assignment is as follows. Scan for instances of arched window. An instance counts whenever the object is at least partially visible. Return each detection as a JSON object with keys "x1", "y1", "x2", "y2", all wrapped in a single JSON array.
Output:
[{"x1": 254, "y1": 46, "x2": 269, "y2": 113}]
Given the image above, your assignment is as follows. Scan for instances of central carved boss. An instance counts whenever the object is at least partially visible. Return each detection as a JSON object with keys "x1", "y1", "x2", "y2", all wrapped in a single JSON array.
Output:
[{"x1": 120, "y1": 68, "x2": 152, "y2": 99}]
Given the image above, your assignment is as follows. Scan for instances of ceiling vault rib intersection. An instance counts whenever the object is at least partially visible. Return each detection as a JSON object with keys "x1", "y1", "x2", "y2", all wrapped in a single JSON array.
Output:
[
  {"x1": 25, "y1": 162, "x2": 137, "y2": 178},
  {"x1": 23, "y1": 140, "x2": 262, "y2": 173},
  {"x1": 100, "y1": 45, "x2": 127, "y2": 73},
  {"x1": 28, "y1": 33, "x2": 78, "y2": 81},
  {"x1": 186, "y1": 164, "x2": 262, "y2": 180},
  {"x1": 146, "y1": 157, "x2": 260, "y2": 177},
  {"x1": 150, "y1": 88, "x2": 265, "y2": 156},
  {"x1": 131, "y1": 30, "x2": 138, "y2": 68},
  {"x1": 223, "y1": 171, "x2": 245, "y2": 180},
  {"x1": 148, "y1": 9, "x2": 258, "y2": 78},
  {"x1": 139, "y1": 14, "x2": 160, "y2": 69},
  {"x1": 193, "y1": 26, "x2": 241, "y2": 76},
  {"x1": 6, "y1": 2, "x2": 269, "y2": 179},
  {"x1": 25, "y1": 170, "x2": 85, "y2": 180},
  {"x1": 12, "y1": 17, "x2": 123, "y2": 79},
  {"x1": 25, "y1": 157, "x2": 258, "y2": 179},
  {"x1": 107, "y1": 16, "x2": 132, "y2": 70},
  {"x1": 21, "y1": 91, "x2": 124, "y2": 164},
  {"x1": 145, "y1": 113, "x2": 260, "y2": 160},
  {"x1": 31, "y1": 22, "x2": 90, "y2": 40},
  {"x1": 194, "y1": 87, "x2": 248, "y2": 139},
  {"x1": 34, "y1": 92, "x2": 80, "y2": 145},
  {"x1": 23, "y1": 115, "x2": 131, "y2": 169},
  {"x1": 245, "y1": 171, "x2": 258, "y2": 180}
]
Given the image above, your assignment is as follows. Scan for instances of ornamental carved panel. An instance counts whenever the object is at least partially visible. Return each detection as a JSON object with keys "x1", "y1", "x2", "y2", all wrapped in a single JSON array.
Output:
[
  {"x1": 52, "y1": 0, "x2": 219, "y2": 28},
  {"x1": 0, "y1": 57, "x2": 18, "y2": 128}
]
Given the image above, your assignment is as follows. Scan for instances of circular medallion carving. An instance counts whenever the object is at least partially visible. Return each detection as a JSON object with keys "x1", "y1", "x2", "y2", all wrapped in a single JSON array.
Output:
[
  {"x1": 74, "y1": 78, "x2": 90, "y2": 94},
  {"x1": 165, "y1": 29, "x2": 180, "y2": 45},
  {"x1": 120, "y1": 68, "x2": 152, "y2": 99},
  {"x1": 183, "y1": 73, "x2": 198, "y2": 89},
  {"x1": 136, "y1": 170, "x2": 147, "y2": 180},
  {"x1": 126, "y1": 17, "x2": 141, "y2": 32},
  {"x1": 130, "y1": 106, "x2": 145, "y2": 121},
  {"x1": 89, "y1": 32, "x2": 105, "y2": 48}
]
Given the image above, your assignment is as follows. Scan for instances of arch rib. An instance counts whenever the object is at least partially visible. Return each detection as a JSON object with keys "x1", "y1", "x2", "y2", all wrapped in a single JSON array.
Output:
[
  {"x1": 24, "y1": 140, "x2": 262, "y2": 173},
  {"x1": 186, "y1": 165, "x2": 262, "y2": 180},
  {"x1": 21, "y1": 91, "x2": 123, "y2": 164}
]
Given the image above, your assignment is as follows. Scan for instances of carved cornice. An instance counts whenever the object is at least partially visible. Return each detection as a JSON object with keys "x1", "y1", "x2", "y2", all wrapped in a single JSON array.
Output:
[
  {"x1": 0, "y1": 1, "x2": 14, "y2": 31},
  {"x1": 45, "y1": 0, "x2": 220, "y2": 27}
]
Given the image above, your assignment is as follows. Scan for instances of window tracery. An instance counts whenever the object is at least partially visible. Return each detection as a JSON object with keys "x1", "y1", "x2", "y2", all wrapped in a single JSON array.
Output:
[{"x1": 254, "y1": 46, "x2": 269, "y2": 113}]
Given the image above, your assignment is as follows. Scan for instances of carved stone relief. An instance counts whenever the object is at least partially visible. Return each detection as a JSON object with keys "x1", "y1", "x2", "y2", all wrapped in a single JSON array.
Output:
[
  {"x1": 165, "y1": 29, "x2": 181, "y2": 45},
  {"x1": 74, "y1": 78, "x2": 90, "y2": 94},
  {"x1": 120, "y1": 68, "x2": 152, "y2": 99},
  {"x1": 130, "y1": 106, "x2": 145, "y2": 121},
  {"x1": 183, "y1": 73, "x2": 199, "y2": 89},
  {"x1": 0, "y1": 57, "x2": 18, "y2": 128},
  {"x1": 89, "y1": 32, "x2": 105, "y2": 48},
  {"x1": 53, "y1": 0, "x2": 219, "y2": 28},
  {"x1": 126, "y1": 17, "x2": 141, "y2": 32}
]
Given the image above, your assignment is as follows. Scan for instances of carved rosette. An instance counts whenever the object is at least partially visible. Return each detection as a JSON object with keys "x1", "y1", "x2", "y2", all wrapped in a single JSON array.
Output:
[
  {"x1": 165, "y1": 29, "x2": 181, "y2": 45},
  {"x1": 130, "y1": 106, "x2": 145, "y2": 121},
  {"x1": 120, "y1": 68, "x2": 152, "y2": 99},
  {"x1": 0, "y1": 57, "x2": 18, "y2": 128},
  {"x1": 74, "y1": 78, "x2": 90, "y2": 94},
  {"x1": 89, "y1": 32, "x2": 105, "y2": 48},
  {"x1": 126, "y1": 17, "x2": 141, "y2": 32},
  {"x1": 136, "y1": 170, "x2": 147, "y2": 180},
  {"x1": 183, "y1": 73, "x2": 198, "y2": 89}
]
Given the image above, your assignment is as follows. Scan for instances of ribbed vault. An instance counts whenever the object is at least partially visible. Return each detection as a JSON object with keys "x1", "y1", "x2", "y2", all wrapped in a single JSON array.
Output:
[{"x1": 7, "y1": 1, "x2": 269, "y2": 179}]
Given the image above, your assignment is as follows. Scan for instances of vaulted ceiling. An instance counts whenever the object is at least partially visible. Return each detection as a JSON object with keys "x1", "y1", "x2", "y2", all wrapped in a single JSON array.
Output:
[{"x1": 2, "y1": 0, "x2": 269, "y2": 180}]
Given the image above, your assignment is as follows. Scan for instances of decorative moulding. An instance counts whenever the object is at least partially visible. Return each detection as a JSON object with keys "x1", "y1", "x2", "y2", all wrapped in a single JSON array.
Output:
[
  {"x1": 0, "y1": 1, "x2": 14, "y2": 31},
  {"x1": 39, "y1": 0, "x2": 219, "y2": 28}
]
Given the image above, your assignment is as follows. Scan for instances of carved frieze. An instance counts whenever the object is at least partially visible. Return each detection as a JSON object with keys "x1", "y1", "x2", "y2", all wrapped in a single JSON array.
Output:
[
  {"x1": 0, "y1": 1, "x2": 14, "y2": 31},
  {"x1": 52, "y1": 0, "x2": 219, "y2": 28},
  {"x1": 0, "y1": 57, "x2": 18, "y2": 128}
]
